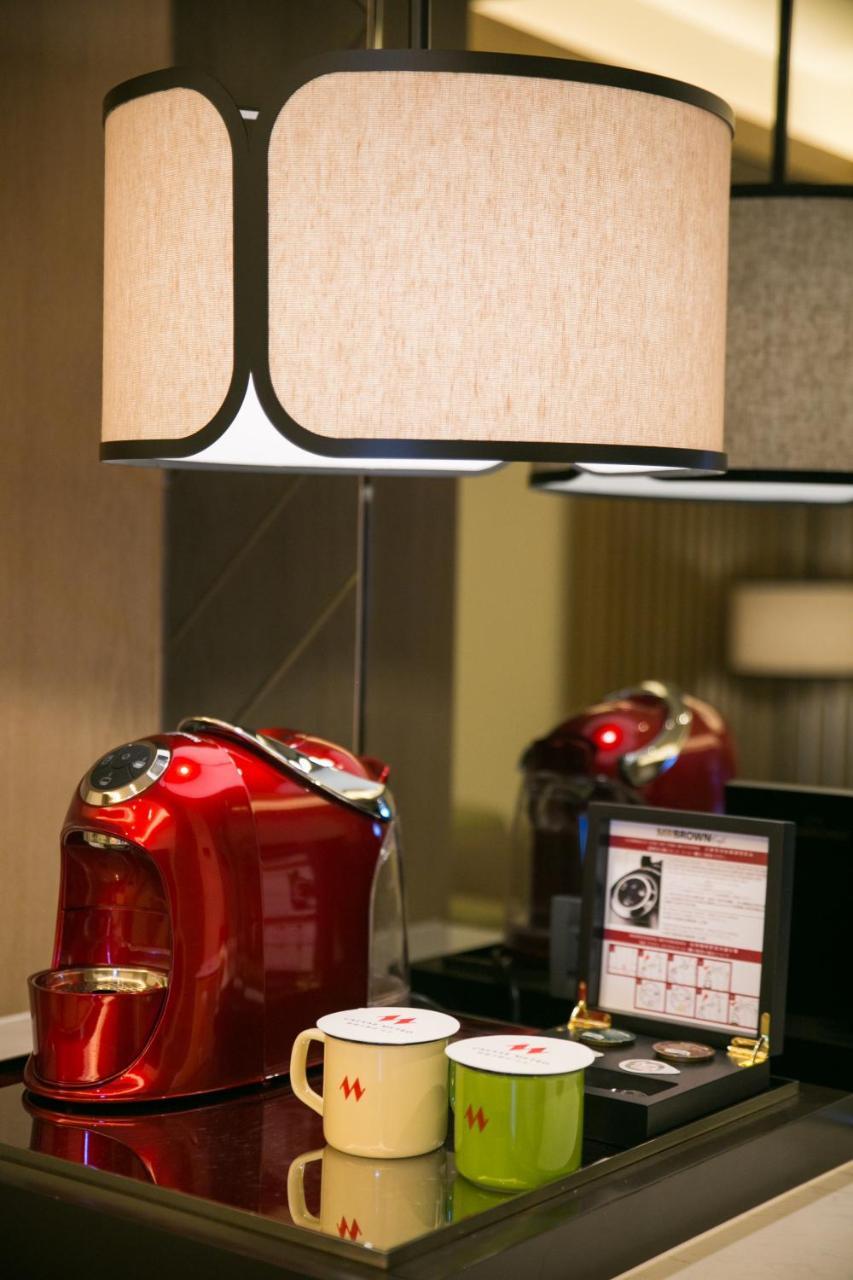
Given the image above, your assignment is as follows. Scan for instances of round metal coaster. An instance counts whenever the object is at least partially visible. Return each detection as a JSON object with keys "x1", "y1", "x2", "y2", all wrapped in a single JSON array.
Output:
[
  {"x1": 618, "y1": 1058, "x2": 680, "y2": 1076},
  {"x1": 579, "y1": 1027, "x2": 637, "y2": 1048},
  {"x1": 653, "y1": 1040, "x2": 716, "y2": 1063}
]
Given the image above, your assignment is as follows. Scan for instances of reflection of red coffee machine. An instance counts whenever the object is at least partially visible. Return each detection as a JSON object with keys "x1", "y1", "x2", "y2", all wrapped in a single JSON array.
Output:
[
  {"x1": 25, "y1": 718, "x2": 407, "y2": 1105},
  {"x1": 510, "y1": 681, "x2": 735, "y2": 954},
  {"x1": 25, "y1": 1086, "x2": 321, "y2": 1213}
]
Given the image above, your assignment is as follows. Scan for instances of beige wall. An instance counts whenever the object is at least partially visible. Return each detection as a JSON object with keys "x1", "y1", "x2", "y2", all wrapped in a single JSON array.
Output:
[
  {"x1": 450, "y1": 465, "x2": 571, "y2": 917},
  {"x1": 0, "y1": 1, "x2": 168, "y2": 1016}
]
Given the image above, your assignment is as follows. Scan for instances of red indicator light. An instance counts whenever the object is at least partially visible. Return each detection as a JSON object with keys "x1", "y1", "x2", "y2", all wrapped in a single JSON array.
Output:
[{"x1": 593, "y1": 724, "x2": 622, "y2": 750}]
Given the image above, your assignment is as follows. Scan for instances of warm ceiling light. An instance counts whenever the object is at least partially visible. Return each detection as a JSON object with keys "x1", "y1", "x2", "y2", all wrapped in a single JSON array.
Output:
[
  {"x1": 100, "y1": 54, "x2": 732, "y2": 475},
  {"x1": 729, "y1": 581, "x2": 853, "y2": 678}
]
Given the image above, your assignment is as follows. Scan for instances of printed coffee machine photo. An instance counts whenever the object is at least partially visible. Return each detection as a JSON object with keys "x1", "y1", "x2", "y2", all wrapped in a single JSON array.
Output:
[{"x1": 25, "y1": 717, "x2": 407, "y2": 1105}]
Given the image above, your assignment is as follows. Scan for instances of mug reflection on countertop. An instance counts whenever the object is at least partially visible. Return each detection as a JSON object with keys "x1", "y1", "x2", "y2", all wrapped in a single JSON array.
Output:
[{"x1": 287, "y1": 1144, "x2": 449, "y2": 1250}]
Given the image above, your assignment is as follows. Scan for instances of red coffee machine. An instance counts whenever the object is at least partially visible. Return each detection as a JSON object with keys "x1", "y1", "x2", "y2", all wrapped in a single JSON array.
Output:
[
  {"x1": 509, "y1": 681, "x2": 735, "y2": 954},
  {"x1": 25, "y1": 717, "x2": 407, "y2": 1105}
]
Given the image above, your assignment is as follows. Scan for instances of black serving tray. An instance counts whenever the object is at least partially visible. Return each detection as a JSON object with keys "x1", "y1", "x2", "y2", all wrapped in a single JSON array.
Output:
[
  {"x1": 411, "y1": 956, "x2": 774, "y2": 1145},
  {"x1": 575, "y1": 1030, "x2": 770, "y2": 1146},
  {"x1": 0, "y1": 1070, "x2": 806, "y2": 1278}
]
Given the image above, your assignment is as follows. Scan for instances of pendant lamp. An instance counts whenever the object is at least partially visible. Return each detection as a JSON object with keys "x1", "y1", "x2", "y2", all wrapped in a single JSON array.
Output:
[
  {"x1": 100, "y1": 53, "x2": 733, "y2": 474},
  {"x1": 531, "y1": 0, "x2": 853, "y2": 504}
]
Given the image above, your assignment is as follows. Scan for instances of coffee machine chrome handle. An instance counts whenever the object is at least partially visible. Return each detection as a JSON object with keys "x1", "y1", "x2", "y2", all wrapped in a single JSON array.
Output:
[
  {"x1": 177, "y1": 717, "x2": 393, "y2": 822},
  {"x1": 606, "y1": 680, "x2": 693, "y2": 789}
]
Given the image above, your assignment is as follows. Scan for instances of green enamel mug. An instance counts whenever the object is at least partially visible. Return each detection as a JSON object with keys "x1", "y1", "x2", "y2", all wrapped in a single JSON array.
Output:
[{"x1": 446, "y1": 1034, "x2": 596, "y2": 1192}]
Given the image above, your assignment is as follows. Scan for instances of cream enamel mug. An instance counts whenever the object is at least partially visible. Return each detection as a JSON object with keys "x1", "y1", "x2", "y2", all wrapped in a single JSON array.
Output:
[{"x1": 289, "y1": 1007, "x2": 460, "y2": 1158}]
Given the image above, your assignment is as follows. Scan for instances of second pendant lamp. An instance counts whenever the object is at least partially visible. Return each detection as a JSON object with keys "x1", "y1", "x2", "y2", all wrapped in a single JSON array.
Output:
[{"x1": 532, "y1": 0, "x2": 853, "y2": 505}]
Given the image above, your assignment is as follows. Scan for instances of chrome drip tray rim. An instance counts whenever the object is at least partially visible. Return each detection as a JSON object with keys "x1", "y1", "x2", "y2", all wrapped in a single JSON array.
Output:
[{"x1": 30, "y1": 966, "x2": 169, "y2": 996}]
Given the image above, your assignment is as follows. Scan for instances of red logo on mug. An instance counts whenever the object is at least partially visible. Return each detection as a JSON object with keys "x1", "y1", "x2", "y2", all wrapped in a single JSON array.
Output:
[
  {"x1": 510, "y1": 1043, "x2": 545, "y2": 1054},
  {"x1": 464, "y1": 1104, "x2": 489, "y2": 1132},
  {"x1": 340, "y1": 1075, "x2": 366, "y2": 1101},
  {"x1": 337, "y1": 1216, "x2": 362, "y2": 1240},
  {"x1": 379, "y1": 1014, "x2": 415, "y2": 1024}
]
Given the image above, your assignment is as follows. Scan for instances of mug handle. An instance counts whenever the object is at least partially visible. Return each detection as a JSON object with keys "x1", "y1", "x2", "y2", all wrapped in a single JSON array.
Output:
[
  {"x1": 286, "y1": 1148, "x2": 324, "y2": 1231},
  {"x1": 290, "y1": 1028, "x2": 326, "y2": 1116}
]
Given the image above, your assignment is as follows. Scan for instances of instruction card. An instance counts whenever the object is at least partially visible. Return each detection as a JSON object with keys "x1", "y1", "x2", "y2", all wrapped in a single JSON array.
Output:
[{"x1": 598, "y1": 818, "x2": 768, "y2": 1036}]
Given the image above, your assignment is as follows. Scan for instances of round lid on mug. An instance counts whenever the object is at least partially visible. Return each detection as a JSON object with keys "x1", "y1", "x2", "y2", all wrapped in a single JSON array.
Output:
[
  {"x1": 446, "y1": 1035, "x2": 596, "y2": 1077},
  {"x1": 317, "y1": 1007, "x2": 460, "y2": 1046}
]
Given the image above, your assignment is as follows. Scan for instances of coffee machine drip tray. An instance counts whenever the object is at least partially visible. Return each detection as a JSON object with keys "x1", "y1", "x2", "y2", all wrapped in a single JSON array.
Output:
[{"x1": 29, "y1": 967, "x2": 168, "y2": 1087}]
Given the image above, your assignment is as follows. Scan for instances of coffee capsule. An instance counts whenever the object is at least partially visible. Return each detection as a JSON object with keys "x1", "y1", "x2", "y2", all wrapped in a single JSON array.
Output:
[
  {"x1": 579, "y1": 1028, "x2": 636, "y2": 1049},
  {"x1": 653, "y1": 1040, "x2": 715, "y2": 1063}
]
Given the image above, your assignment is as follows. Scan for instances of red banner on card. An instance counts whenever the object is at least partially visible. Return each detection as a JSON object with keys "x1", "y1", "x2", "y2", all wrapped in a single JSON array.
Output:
[
  {"x1": 603, "y1": 927, "x2": 762, "y2": 964},
  {"x1": 610, "y1": 835, "x2": 767, "y2": 865}
]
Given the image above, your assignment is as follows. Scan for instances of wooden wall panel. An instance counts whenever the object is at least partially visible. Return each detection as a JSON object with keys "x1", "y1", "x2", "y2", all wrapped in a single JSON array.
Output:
[
  {"x1": 567, "y1": 499, "x2": 853, "y2": 789},
  {"x1": 164, "y1": 472, "x2": 359, "y2": 747},
  {"x1": 0, "y1": 0, "x2": 169, "y2": 1016},
  {"x1": 367, "y1": 479, "x2": 459, "y2": 923}
]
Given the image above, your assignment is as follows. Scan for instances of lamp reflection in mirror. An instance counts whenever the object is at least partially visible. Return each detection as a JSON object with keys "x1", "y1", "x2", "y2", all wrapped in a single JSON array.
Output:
[
  {"x1": 728, "y1": 582, "x2": 853, "y2": 678},
  {"x1": 100, "y1": 55, "x2": 732, "y2": 476}
]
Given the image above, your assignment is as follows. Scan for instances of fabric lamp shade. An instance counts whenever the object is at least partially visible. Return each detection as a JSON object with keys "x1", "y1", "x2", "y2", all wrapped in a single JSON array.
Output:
[
  {"x1": 531, "y1": 191, "x2": 853, "y2": 503},
  {"x1": 100, "y1": 54, "x2": 732, "y2": 475},
  {"x1": 728, "y1": 581, "x2": 853, "y2": 677}
]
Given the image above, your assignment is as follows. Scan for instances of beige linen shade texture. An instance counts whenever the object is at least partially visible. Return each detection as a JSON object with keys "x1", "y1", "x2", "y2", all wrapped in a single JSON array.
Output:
[
  {"x1": 729, "y1": 582, "x2": 853, "y2": 678},
  {"x1": 267, "y1": 71, "x2": 731, "y2": 452},
  {"x1": 102, "y1": 88, "x2": 233, "y2": 443},
  {"x1": 725, "y1": 197, "x2": 853, "y2": 471},
  {"x1": 529, "y1": 194, "x2": 853, "y2": 498}
]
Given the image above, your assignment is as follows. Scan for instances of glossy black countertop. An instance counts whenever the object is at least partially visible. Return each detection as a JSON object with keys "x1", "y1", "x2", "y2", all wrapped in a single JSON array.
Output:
[{"x1": 1, "y1": 1044, "x2": 852, "y2": 1280}]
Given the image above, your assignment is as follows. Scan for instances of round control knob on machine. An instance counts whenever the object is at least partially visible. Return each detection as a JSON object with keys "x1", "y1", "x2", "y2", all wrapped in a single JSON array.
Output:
[{"x1": 80, "y1": 740, "x2": 170, "y2": 806}]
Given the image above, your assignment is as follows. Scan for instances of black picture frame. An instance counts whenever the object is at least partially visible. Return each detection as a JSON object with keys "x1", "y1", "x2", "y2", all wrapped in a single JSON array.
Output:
[{"x1": 579, "y1": 802, "x2": 795, "y2": 1051}]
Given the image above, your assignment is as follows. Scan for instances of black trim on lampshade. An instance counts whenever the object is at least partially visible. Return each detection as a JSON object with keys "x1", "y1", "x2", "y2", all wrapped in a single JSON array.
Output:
[
  {"x1": 104, "y1": 52, "x2": 735, "y2": 132},
  {"x1": 732, "y1": 183, "x2": 853, "y2": 199},
  {"x1": 101, "y1": 57, "x2": 732, "y2": 468},
  {"x1": 530, "y1": 468, "x2": 853, "y2": 505},
  {"x1": 102, "y1": 438, "x2": 728, "y2": 469}
]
